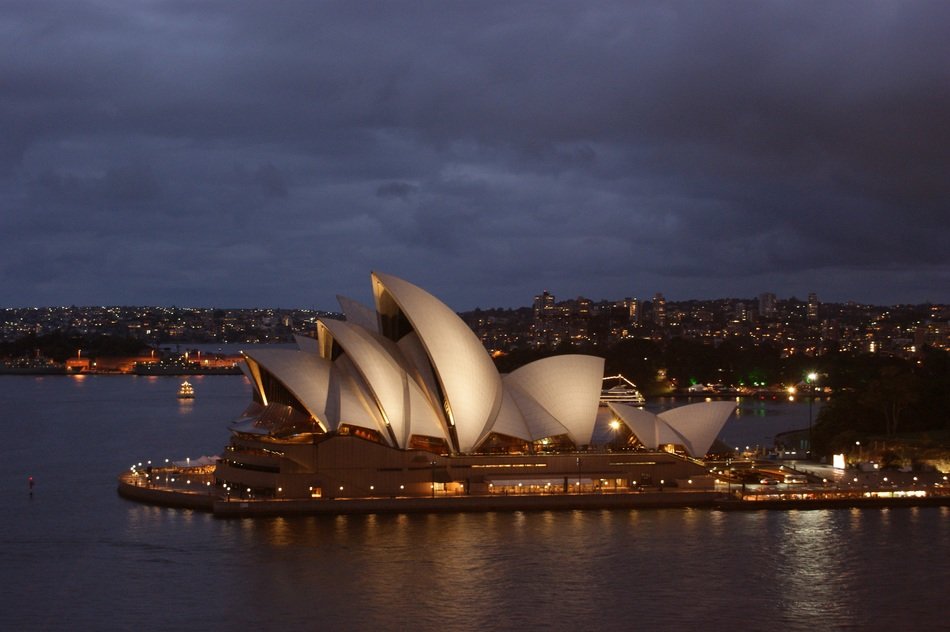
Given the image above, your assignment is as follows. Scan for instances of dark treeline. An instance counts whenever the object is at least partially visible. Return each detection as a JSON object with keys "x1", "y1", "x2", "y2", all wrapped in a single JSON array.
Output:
[
  {"x1": 0, "y1": 332, "x2": 150, "y2": 362},
  {"x1": 496, "y1": 339, "x2": 950, "y2": 453},
  {"x1": 812, "y1": 347, "x2": 950, "y2": 454},
  {"x1": 495, "y1": 338, "x2": 903, "y2": 395}
]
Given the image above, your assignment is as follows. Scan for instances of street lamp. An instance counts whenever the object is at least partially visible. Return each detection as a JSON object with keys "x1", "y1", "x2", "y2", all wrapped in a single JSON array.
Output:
[
  {"x1": 608, "y1": 419, "x2": 621, "y2": 451},
  {"x1": 806, "y1": 372, "x2": 818, "y2": 460}
]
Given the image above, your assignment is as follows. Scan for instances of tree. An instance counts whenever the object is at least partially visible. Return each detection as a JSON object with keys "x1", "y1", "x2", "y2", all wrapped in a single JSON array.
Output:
[{"x1": 861, "y1": 365, "x2": 919, "y2": 436}]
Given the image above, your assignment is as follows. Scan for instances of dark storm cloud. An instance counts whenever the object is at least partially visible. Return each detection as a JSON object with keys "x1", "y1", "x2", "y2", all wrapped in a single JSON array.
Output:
[
  {"x1": 1, "y1": 1, "x2": 947, "y2": 308},
  {"x1": 376, "y1": 181, "x2": 417, "y2": 201}
]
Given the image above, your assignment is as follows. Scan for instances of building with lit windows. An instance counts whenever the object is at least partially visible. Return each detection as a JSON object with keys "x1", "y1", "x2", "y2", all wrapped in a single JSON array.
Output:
[
  {"x1": 205, "y1": 272, "x2": 735, "y2": 500},
  {"x1": 104, "y1": 273, "x2": 733, "y2": 513}
]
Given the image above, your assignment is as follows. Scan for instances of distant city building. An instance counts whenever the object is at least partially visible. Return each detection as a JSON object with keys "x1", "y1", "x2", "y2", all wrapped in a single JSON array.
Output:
[
  {"x1": 2, "y1": 287, "x2": 946, "y2": 361},
  {"x1": 653, "y1": 293, "x2": 666, "y2": 328},
  {"x1": 808, "y1": 292, "x2": 820, "y2": 323},
  {"x1": 532, "y1": 290, "x2": 558, "y2": 348},
  {"x1": 758, "y1": 292, "x2": 777, "y2": 318},
  {"x1": 627, "y1": 298, "x2": 639, "y2": 324}
]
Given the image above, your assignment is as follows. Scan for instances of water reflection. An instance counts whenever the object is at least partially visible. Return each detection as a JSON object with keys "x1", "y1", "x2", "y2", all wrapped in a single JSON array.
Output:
[
  {"x1": 103, "y1": 504, "x2": 950, "y2": 630},
  {"x1": 774, "y1": 511, "x2": 853, "y2": 624}
]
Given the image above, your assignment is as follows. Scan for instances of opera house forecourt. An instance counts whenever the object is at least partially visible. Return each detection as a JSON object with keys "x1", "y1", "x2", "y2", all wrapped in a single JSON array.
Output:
[{"x1": 119, "y1": 272, "x2": 737, "y2": 515}]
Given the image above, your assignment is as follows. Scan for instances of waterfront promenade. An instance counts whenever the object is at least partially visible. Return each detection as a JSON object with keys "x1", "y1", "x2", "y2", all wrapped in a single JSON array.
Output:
[{"x1": 117, "y1": 466, "x2": 950, "y2": 518}]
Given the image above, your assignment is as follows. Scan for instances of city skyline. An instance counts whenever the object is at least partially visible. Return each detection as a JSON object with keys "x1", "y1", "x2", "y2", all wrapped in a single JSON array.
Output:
[
  {"x1": 1, "y1": 285, "x2": 946, "y2": 312},
  {"x1": 4, "y1": 290, "x2": 945, "y2": 361},
  {"x1": 2, "y1": 3, "x2": 948, "y2": 310}
]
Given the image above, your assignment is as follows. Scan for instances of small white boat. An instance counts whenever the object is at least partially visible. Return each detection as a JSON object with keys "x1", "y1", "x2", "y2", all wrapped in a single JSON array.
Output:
[{"x1": 177, "y1": 380, "x2": 195, "y2": 399}]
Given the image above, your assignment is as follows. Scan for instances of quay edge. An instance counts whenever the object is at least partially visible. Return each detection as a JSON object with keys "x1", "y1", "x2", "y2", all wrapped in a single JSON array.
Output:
[{"x1": 117, "y1": 474, "x2": 950, "y2": 518}]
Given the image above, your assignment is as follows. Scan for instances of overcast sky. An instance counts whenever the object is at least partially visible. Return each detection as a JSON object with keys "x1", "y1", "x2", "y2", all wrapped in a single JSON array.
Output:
[{"x1": 2, "y1": 1, "x2": 948, "y2": 311}]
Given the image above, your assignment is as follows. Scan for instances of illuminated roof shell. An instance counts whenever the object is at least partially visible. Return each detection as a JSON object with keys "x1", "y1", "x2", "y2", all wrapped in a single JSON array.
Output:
[
  {"x1": 504, "y1": 355, "x2": 605, "y2": 446},
  {"x1": 372, "y1": 272, "x2": 503, "y2": 453},
  {"x1": 658, "y1": 401, "x2": 735, "y2": 458},
  {"x1": 242, "y1": 348, "x2": 333, "y2": 432},
  {"x1": 317, "y1": 317, "x2": 445, "y2": 447},
  {"x1": 336, "y1": 295, "x2": 379, "y2": 333},
  {"x1": 608, "y1": 401, "x2": 735, "y2": 457},
  {"x1": 239, "y1": 272, "x2": 606, "y2": 455}
]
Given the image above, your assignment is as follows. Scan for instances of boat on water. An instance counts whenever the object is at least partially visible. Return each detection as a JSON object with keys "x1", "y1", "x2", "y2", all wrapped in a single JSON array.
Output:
[
  {"x1": 0, "y1": 361, "x2": 67, "y2": 375},
  {"x1": 600, "y1": 374, "x2": 645, "y2": 406},
  {"x1": 177, "y1": 381, "x2": 195, "y2": 399}
]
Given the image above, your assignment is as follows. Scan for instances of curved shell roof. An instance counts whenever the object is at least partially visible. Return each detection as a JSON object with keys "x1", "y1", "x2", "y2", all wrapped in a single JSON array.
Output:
[
  {"x1": 607, "y1": 403, "x2": 664, "y2": 449},
  {"x1": 336, "y1": 295, "x2": 379, "y2": 333},
  {"x1": 658, "y1": 401, "x2": 735, "y2": 458},
  {"x1": 372, "y1": 272, "x2": 503, "y2": 453},
  {"x1": 504, "y1": 355, "x2": 605, "y2": 446},
  {"x1": 239, "y1": 272, "x2": 607, "y2": 455},
  {"x1": 318, "y1": 317, "x2": 445, "y2": 447},
  {"x1": 242, "y1": 348, "x2": 333, "y2": 432},
  {"x1": 608, "y1": 400, "x2": 735, "y2": 457},
  {"x1": 319, "y1": 318, "x2": 409, "y2": 443}
]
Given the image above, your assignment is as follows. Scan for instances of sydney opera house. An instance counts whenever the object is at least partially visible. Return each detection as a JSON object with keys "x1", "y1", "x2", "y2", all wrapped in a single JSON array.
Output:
[{"x1": 213, "y1": 272, "x2": 735, "y2": 500}]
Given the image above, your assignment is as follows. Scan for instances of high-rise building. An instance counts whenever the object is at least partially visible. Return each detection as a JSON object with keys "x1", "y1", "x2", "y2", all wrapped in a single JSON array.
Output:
[
  {"x1": 653, "y1": 293, "x2": 666, "y2": 328},
  {"x1": 758, "y1": 292, "x2": 777, "y2": 318},
  {"x1": 533, "y1": 291, "x2": 558, "y2": 347},
  {"x1": 627, "y1": 298, "x2": 639, "y2": 324},
  {"x1": 808, "y1": 292, "x2": 820, "y2": 323},
  {"x1": 533, "y1": 291, "x2": 555, "y2": 319},
  {"x1": 571, "y1": 297, "x2": 592, "y2": 343}
]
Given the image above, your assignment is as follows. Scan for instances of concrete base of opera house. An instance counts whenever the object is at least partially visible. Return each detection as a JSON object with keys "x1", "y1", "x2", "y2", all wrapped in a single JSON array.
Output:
[
  {"x1": 116, "y1": 474, "x2": 723, "y2": 516},
  {"x1": 116, "y1": 474, "x2": 950, "y2": 517}
]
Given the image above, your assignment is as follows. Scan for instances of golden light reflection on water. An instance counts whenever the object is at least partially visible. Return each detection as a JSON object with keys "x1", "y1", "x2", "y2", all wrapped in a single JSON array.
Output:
[
  {"x1": 774, "y1": 510, "x2": 854, "y2": 621},
  {"x1": 266, "y1": 517, "x2": 290, "y2": 546},
  {"x1": 115, "y1": 507, "x2": 950, "y2": 630},
  {"x1": 707, "y1": 508, "x2": 726, "y2": 538},
  {"x1": 848, "y1": 506, "x2": 863, "y2": 530},
  {"x1": 132, "y1": 506, "x2": 950, "y2": 630}
]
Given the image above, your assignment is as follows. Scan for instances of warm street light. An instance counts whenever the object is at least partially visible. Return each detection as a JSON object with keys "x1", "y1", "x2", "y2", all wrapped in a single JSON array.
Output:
[{"x1": 806, "y1": 371, "x2": 818, "y2": 459}]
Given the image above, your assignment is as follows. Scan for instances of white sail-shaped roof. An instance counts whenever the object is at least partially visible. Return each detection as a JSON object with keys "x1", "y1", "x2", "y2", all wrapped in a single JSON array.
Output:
[
  {"x1": 372, "y1": 272, "x2": 503, "y2": 453},
  {"x1": 337, "y1": 295, "x2": 379, "y2": 333},
  {"x1": 504, "y1": 355, "x2": 604, "y2": 446},
  {"x1": 318, "y1": 318, "x2": 409, "y2": 446},
  {"x1": 293, "y1": 333, "x2": 320, "y2": 354},
  {"x1": 656, "y1": 418, "x2": 689, "y2": 450},
  {"x1": 327, "y1": 355, "x2": 390, "y2": 441},
  {"x1": 317, "y1": 318, "x2": 447, "y2": 447},
  {"x1": 396, "y1": 331, "x2": 443, "y2": 414},
  {"x1": 242, "y1": 348, "x2": 333, "y2": 432},
  {"x1": 505, "y1": 382, "x2": 571, "y2": 441},
  {"x1": 608, "y1": 402, "x2": 663, "y2": 449},
  {"x1": 607, "y1": 400, "x2": 734, "y2": 457},
  {"x1": 236, "y1": 272, "x2": 608, "y2": 456},
  {"x1": 405, "y1": 374, "x2": 448, "y2": 440},
  {"x1": 487, "y1": 386, "x2": 532, "y2": 442},
  {"x1": 658, "y1": 401, "x2": 735, "y2": 458}
]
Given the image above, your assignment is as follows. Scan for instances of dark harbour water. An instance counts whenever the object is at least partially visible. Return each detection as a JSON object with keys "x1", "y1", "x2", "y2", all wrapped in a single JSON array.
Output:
[{"x1": 1, "y1": 376, "x2": 948, "y2": 631}]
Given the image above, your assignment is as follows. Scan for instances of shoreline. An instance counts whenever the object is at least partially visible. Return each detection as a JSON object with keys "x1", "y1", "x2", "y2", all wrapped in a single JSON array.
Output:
[
  {"x1": 0, "y1": 369, "x2": 242, "y2": 376},
  {"x1": 117, "y1": 473, "x2": 950, "y2": 518}
]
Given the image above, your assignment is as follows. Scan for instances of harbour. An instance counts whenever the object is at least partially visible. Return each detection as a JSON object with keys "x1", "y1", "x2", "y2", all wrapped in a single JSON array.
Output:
[{"x1": 4, "y1": 374, "x2": 949, "y2": 630}]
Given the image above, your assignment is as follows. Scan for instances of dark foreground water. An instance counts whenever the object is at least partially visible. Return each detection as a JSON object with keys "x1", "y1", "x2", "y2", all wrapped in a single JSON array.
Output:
[{"x1": 1, "y1": 376, "x2": 948, "y2": 631}]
